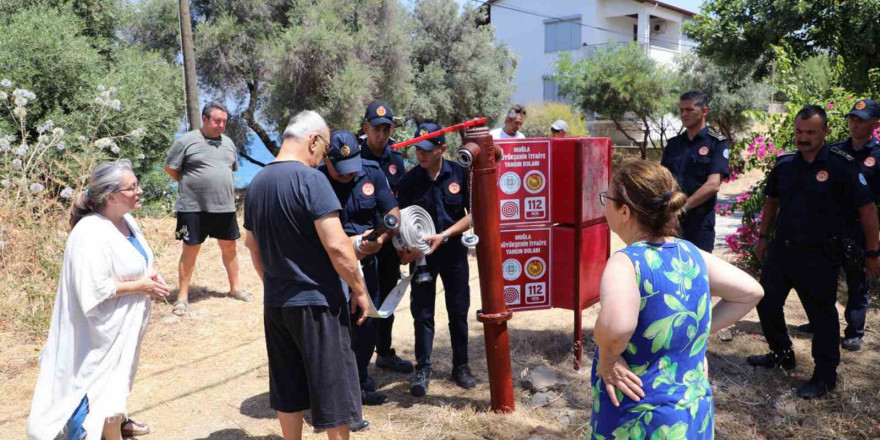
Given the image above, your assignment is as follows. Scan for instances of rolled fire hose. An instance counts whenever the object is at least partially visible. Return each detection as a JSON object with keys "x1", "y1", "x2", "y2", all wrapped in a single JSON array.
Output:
[
  {"x1": 391, "y1": 206, "x2": 436, "y2": 255},
  {"x1": 361, "y1": 206, "x2": 436, "y2": 318}
]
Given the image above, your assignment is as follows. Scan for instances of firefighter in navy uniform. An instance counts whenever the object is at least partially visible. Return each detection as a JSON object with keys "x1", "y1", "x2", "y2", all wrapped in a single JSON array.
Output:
[
  {"x1": 798, "y1": 99, "x2": 880, "y2": 352},
  {"x1": 359, "y1": 101, "x2": 414, "y2": 375},
  {"x1": 660, "y1": 90, "x2": 730, "y2": 252},
  {"x1": 397, "y1": 122, "x2": 475, "y2": 397},
  {"x1": 747, "y1": 106, "x2": 880, "y2": 399},
  {"x1": 318, "y1": 130, "x2": 400, "y2": 410}
]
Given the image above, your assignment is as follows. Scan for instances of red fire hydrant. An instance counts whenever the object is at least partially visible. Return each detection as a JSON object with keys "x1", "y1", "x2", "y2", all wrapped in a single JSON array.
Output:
[{"x1": 457, "y1": 125, "x2": 515, "y2": 413}]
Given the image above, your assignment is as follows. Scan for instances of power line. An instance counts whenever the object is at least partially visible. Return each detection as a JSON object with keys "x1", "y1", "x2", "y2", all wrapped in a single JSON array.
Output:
[{"x1": 468, "y1": 0, "x2": 702, "y2": 50}]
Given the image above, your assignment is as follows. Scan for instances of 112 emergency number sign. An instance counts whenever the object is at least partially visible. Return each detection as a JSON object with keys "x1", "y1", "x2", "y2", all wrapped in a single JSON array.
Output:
[
  {"x1": 500, "y1": 227, "x2": 551, "y2": 311},
  {"x1": 496, "y1": 140, "x2": 551, "y2": 226}
]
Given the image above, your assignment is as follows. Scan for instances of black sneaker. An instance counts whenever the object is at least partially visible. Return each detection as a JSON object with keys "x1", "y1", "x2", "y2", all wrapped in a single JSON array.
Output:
[
  {"x1": 746, "y1": 349, "x2": 796, "y2": 370},
  {"x1": 350, "y1": 420, "x2": 371, "y2": 432},
  {"x1": 410, "y1": 368, "x2": 431, "y2": 397},
  {"x1": 841, "y1": 337, "x2": 862, "y2": 351},
  {"x1": 376, "y1": 349, "x2": 414, "y2": 374},
  {"x1": 451, "y1": 364, "x2": 476, "y2": 389},
  {"x1": 797, "y1": 378, "x2": 835, "y2": 399},
  {"x1": 796, "y1": 323, "x2": 813, "y2": 333},
  {"x1": 362, "y1": 389, "x2": 388, "y2": 406}
]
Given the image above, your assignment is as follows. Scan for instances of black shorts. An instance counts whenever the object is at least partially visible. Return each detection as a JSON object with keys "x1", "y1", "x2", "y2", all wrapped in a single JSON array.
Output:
[
  {"x1": 263, "y1": 305, "x2": 361, "y2": 429},
  {"x1": 174, "y1": 212, "x2": 240, "y2": 245}
]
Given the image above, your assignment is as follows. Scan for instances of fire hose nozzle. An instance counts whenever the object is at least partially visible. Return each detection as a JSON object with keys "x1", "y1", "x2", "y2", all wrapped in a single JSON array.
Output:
[{"x1": 363, "y1": 214, "x2": 399, "y2": 241}]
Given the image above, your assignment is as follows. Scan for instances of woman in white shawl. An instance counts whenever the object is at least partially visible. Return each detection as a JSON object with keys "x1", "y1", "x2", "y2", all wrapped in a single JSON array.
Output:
[{"x1": 27, "y1": 160, "x2": 169, "y2": 440}]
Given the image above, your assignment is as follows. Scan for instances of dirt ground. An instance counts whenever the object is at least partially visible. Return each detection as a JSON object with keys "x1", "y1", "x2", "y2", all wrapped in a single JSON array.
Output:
[{"x1": 2, "y1": 172, "x2": 880, "y2": 440}]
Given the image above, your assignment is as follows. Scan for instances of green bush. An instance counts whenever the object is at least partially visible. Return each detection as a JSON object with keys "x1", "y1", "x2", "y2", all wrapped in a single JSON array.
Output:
[{"x1": 518, "y1": 102, "x2": 589, "y2": 138}]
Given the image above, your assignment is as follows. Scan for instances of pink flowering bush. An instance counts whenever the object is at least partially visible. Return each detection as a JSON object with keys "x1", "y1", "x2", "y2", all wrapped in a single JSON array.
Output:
[{"x1": 715, "y1": 204, "x2": 734, "y2": 216}]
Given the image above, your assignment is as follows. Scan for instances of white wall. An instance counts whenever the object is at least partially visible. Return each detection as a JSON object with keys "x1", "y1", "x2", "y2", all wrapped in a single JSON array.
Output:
[
  {"x1": 491, "y1": 0, "x2": 592, "y2": 104},
  {"x1": 491, "y1": 0, "x2": 691, "y2": 104}
]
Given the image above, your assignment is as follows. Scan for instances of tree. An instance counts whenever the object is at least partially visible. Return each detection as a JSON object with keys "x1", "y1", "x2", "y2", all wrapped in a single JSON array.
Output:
[
  {"x1": 0, "y1": 5, "x2": 184, "y2": 198},
  {"x1": 554, "y1": 43, "x2": 673, "y2": 159},
  {"x1": 125, "y1": 0, "x2": 181, "y2": 63},
  {"x1": 192, "y1": 0, "x2": 414, "y2": 159},
  {"x1": 407, "y1": 0, "x2": 516, "y2": 142},
  {"x1": 673, "y1": 53, "x2": 770, "y2": 144},
  {"x1": 518, "y1": 102, "x2": 588, "y2": 138},
  {"x1": 0, "y1": 0, "x2": 128, "y2": 54},
  {"x1": 685, "y1": 0, "x2": 880, "y2": 93}
]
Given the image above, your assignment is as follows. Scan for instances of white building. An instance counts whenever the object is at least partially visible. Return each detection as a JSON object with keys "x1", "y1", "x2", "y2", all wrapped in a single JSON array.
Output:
[{"x1": 488, "y1": 0, "x2": 695, "y2": 104}]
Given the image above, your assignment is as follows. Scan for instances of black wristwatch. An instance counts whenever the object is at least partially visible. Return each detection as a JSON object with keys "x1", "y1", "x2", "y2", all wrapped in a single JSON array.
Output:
[
  {"x1": 441, "y1": 233, "x2": 449, "y2": 244},
  {"x1": 865, "y1": 249, "x2": 880, "y2": 259}
]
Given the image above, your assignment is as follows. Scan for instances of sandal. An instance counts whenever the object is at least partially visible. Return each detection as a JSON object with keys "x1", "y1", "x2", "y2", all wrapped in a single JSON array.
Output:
[
  {"x1": 230, "y1": 290, "x2": 254, "y2": 302},
  {"x1": 120, "y1": 417, "x2": 150, "y2": 437},
  {"x1": 172, "y1": 300, "x2": 188, "y2": 316}
]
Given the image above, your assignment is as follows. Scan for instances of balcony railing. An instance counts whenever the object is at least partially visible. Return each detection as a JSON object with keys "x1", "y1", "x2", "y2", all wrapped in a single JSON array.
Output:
[{"x1": 557, "y1": 42, "x2": 681, "y2": 65}]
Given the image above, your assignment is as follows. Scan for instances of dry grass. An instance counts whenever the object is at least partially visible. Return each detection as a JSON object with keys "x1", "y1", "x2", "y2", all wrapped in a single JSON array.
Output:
[{"x1": 2, "y1": 172, "x2": 880, "y2": 439}]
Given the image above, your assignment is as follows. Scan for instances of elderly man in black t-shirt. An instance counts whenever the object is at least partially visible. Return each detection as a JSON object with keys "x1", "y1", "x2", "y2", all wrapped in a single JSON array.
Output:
[{"x1": 243, "y1": 110, "x2": 370, "y2": 438}]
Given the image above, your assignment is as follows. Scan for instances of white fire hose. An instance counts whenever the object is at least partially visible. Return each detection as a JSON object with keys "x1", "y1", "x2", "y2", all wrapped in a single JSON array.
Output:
[{"x1": 361, "y1": 206, "x2": 436, "y2": 318}]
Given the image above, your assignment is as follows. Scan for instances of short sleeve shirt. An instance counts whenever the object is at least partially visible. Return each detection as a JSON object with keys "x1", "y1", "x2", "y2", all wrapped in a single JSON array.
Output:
[
  {"x1": 660, "y1": 127, "x2": 730, "y2": 215},
  {"x1": 764, "y1": 145, "x2": 873, "y2": 245},
  {"x1": 318, "y1": 160, "x2": 399, "y2": 236},
  {"x1": 489, "y1": 127, "x2": 525, "y2": 139},
  {"x1": 359, "y1": 139, "x2": 406, "y2": 198},
  {"x1": 397, "y1": 159, "x2": 469, "y2": 232},
  {"x1": 243, "y1": 161, "x2": 345, "y2": 309},
  {"x1": 832, "y1": 137, "x2": 880, "y2": 204},
  {"x1": 165, "y1": 130, "x2": 239, "y2": 213}
]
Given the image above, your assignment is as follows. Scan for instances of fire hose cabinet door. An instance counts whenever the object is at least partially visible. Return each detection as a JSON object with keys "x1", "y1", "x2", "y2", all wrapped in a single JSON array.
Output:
[
  {"x1": 496, "y1": 139, "x2": 552, "y2": 227},
  {"x1": 500, "y1": 226, "x2": 553, "y2": 312},
  {"x1": 550, "y1": 222, "x2": 610, "y2": 311},
  {"x1": 550, "y1": 138, "x2": 613, "y2": 227}
]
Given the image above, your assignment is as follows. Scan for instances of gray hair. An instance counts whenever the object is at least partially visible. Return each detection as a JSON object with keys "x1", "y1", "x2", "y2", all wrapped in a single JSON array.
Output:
[
  {"x1": 69, "y1": 159, "x2": 134, "y2": 228},
  {"x1": 282, "y1": 110, "x2": 327, "y2": 141}
]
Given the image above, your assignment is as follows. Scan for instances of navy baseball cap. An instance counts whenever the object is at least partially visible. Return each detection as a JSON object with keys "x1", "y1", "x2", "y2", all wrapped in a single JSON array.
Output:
[
  {"x1": 364, "y1": 102, "x2": 395, "y2": 127},
  {"x1": 326, "y1": 130, "x2": 362, "y2": 175},
  {"x1": 413, "y1": 122, "x2": 445, "y2": 151},
  {"x1": 847, "y1": 99, "x2": 880, "y2": 120}
]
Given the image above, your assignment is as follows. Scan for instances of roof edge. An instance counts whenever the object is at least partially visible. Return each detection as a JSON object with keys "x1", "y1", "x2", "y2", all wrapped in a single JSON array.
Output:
[{"x1": 486, "y1": 0, "x2": 696, "y2": 18}]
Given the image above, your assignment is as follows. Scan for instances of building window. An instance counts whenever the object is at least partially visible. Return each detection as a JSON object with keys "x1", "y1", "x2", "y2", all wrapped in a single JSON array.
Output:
[
  {"x1": 544, "y1": 16, "x2": 582, "y2": 52},
  {"x1": 543, "y1": 78, "x2": 569, "y2": 103}
]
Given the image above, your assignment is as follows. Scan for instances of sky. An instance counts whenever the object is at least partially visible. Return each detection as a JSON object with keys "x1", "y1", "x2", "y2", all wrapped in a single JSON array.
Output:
[{"x1": 233, "y1": 0, "x2": 706, "y2": 186}]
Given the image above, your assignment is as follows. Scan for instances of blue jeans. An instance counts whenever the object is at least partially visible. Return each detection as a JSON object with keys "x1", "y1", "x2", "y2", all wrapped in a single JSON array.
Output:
[{"x1": 66, "y1": 395, "x2": 89, "y2": 440}]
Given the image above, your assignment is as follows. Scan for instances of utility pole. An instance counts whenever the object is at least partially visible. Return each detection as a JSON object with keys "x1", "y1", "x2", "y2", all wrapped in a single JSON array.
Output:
[{"x1": 178, "y1": 0, "x2": 200, "y2": 130}]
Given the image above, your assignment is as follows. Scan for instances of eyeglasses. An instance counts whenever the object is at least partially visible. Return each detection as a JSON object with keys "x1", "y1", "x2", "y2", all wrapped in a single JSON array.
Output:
[
  {"x1": 599, "y1": 191, "x2": 623, "y2": 206},
  {"x1": 114, "y1": 183, "x2": 141, "y2": 193},
  {"x1": 315, "y1": 133, "x2": 330, "y2": 152}
]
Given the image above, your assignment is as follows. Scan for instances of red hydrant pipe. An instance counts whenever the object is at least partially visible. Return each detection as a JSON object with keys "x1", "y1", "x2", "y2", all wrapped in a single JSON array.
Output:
[
  {"x1": 392, "y1": 118, "x2": 488, "y2": 150},
  {"x1": 460, "y1": 126, "x2": 515, "y2": 413}
]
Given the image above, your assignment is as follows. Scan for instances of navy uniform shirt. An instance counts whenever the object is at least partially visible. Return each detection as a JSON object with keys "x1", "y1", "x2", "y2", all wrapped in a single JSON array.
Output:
[
  {"x1": 398, "y1": 159, "x2": 469, "y2": 232},
  {"x1": 660, "y1": 126, "x2": 730, "y2": 215},
  {"x1": 832, "y1": 136, "x2": 880, "y2": 204},
  {"x1": 764, "y1": 144, "x2": 873, "y2": 245},
  {"x1": 318, "y1": 160, "x2": 398, "y2": 236},
  {"x1": 360, "y1": 139, "x2": 406, "y2": 198}
]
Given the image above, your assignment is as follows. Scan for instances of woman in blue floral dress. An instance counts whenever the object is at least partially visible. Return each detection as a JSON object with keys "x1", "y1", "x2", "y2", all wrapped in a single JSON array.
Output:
[{"x1": 589, "y1": 161, "x2": 763, "y2": 440}]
